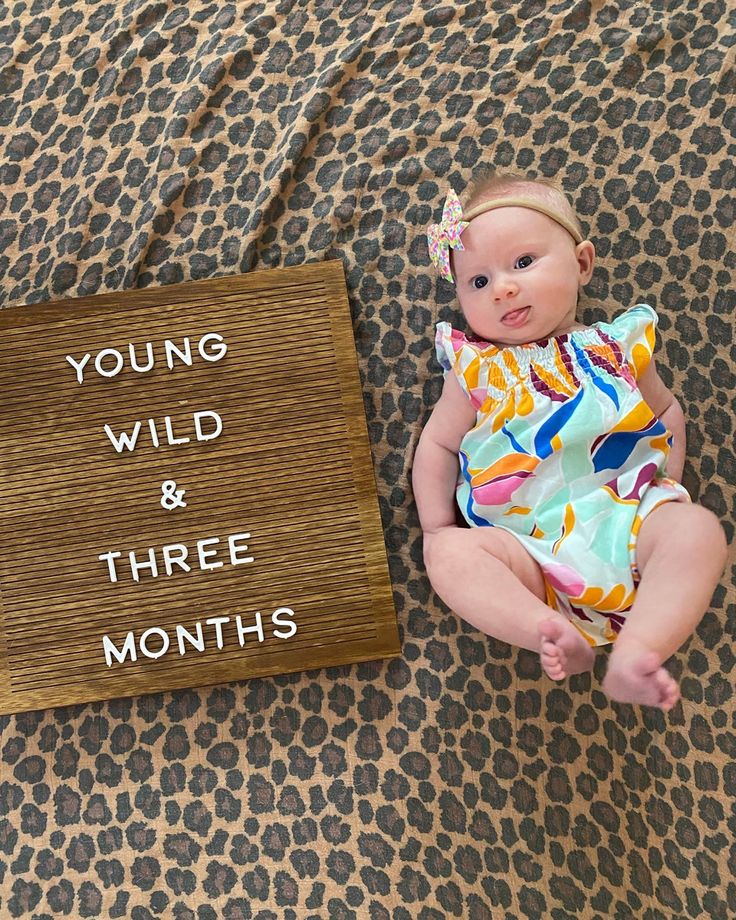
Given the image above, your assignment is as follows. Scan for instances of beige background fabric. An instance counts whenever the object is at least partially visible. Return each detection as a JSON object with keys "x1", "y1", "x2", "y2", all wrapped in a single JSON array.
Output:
[{"x1": 0, "y1": 1, "x2": 734, "y2": 918}]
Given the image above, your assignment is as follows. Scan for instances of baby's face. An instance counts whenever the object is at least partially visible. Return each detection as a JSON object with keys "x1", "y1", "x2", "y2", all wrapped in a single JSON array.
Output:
[{"x1": 451, "y1": 206, "x2": 595, "y2": 345}]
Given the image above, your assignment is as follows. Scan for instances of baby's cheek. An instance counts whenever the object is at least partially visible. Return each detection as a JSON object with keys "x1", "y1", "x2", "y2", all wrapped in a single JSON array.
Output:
[{"x1": 459, "y1": 301, "x2": 483, "y2": 332}]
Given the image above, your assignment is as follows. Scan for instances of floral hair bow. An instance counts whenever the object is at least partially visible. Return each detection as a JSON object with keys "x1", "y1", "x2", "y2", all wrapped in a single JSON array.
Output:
[{"x1": 426, "y1": 188, "x2": 468, "y2": 284}]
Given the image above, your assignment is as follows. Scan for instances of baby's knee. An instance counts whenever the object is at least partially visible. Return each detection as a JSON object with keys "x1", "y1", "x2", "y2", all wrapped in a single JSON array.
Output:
[
  {"x1": 422, "y1": 527, "x2": 465, "y2": 576},
  {"x1": 673, "y1": 503, "x2": 728, "y2": 563},
  {"x1": 423, "y1": 525, "x2": 528, "y2": 579},
  {"x1": 692, "y1": 505, "x2": 729, "y2": 565}
]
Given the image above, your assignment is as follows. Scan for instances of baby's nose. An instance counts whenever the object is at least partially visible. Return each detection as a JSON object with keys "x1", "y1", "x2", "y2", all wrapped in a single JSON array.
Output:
[{"x1": 493, "y1": 278, "x2": 519, "y2": 300}]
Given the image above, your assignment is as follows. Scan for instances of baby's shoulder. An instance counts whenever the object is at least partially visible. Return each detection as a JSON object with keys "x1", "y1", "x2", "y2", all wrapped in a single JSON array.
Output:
[
  {"x1": 591, "y1": 304, "x2": 659, "y2": 378},
  {"x1": 591, "y1": 303, "x2": 658, "y2": 339},
  {"x1": 435, "y1": 321, "x2": 502, "y2": 410},
  {"x1": 435, "y1": 321, "x2": 498, "y2": 367}
]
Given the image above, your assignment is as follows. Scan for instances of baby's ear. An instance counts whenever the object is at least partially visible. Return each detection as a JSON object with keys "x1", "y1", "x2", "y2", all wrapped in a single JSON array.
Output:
[{"x1": 577, "y1": 240, "x2": 595, "y2": 284}]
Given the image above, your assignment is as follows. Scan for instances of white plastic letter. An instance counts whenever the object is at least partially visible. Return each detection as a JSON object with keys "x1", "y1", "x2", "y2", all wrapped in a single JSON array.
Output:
[
  {"x1": 103, "y1": 632, "x2": 137, "y2": 667},
  {"x1": 235, "y1": 612, "x2": 265, "y2": 646},
  {"x1": 198, "y1": 332, "x2": 228, "y2": 363},
  {"x1": 129, "y1": 547, "x2": 158, "y2": 582},
  {"x1": 193, "y1": 411, "x2": 222, "y2": 442},
  {"x1": 162, "y1": 543, "x2": 191, "y2": 575},
  {"x1": 197, "y1": 537, "x2": 223, "y2": 571},
  {"x1": 65, "y1": 353, "x2": 91, "y2": 384},
  {"x1": 228, "y1": 533, "x2": 254, "y2": 565},
  {"x1": 164, "y1": 338, "x2": 193, "y2": 370},
  {"x1": 163, "y1": 415, "x2": 190, "y2": 446},
  {"x1": 104, "y1": 421, "x2": 142, "y2": 453},
  {"x1": 205, "y1": 617, "x2": 230, "y2": 649},
  {"x1": 129, "y1": 341, "x2": 154, "y2": 373},
  {"x1": 147, "y1": 418, "x2": 160, "y2": 448},
  {"x1": 139, "y1": 627, "x2": 170, "y2": 660},
  {"x1": 95, "y1": 348, "x2": 125, "y2": 378},
  {"x1": 272, "y1": 607, "x2": 297, "y2": 639},
  {"x1": 98, "y1": 550, "x2": 122, "y2": 583},
  {"x1": 176, "y1": 622, "x2": 205, "y2": 656}
]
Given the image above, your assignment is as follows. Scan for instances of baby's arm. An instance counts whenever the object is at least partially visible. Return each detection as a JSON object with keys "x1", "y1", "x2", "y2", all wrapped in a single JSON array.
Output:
[
  {"x1": 637, "y1": 359, "x2": 686, "y2": 482},
  {"x1": 412, "y1": 372, "x2": 477, "y2": 533}
]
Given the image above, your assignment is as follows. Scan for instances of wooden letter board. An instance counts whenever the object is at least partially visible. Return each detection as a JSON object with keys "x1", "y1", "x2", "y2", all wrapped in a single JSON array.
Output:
[{"x1": 0, "y1": 261, "x2": 399, "y2": 714}]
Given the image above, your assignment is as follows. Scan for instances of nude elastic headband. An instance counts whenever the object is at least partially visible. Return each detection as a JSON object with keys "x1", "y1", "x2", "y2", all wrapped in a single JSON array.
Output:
[{"x1": 427, "y1": 187, "x2": 583, "y2": 283}]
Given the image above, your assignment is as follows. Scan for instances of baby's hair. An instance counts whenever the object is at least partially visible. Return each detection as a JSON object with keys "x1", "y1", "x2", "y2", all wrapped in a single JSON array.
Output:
[{"x1": 462, "y1": 167, "x2": 584, "y2": 240}]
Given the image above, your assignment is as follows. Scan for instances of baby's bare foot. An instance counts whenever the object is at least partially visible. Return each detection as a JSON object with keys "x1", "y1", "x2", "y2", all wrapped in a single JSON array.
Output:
[
  {"x1": 602, "y1": 643, "x2": 680, "y2": 711},
  {"x1": 538, "y1": 617, "x2": 595, "y2": 680}
]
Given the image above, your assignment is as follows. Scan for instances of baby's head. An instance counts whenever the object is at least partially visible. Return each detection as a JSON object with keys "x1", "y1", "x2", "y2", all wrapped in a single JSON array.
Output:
[{"x1": 429, "y1": 169, "x2": 595, "y2": 346}]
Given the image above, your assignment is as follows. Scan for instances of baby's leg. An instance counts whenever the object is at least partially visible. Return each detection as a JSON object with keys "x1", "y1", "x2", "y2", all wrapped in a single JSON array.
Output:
[
  {"x1": 603, "y1": 502, "x2": 729, "y2": 710},
  {"x1": 423, "y1": 527, "x2": 595, "y2": 679}
]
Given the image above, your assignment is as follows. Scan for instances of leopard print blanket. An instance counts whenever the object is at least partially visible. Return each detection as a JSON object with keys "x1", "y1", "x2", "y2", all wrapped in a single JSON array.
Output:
[{"x1": 1, "y1": 1, "x2": 734, "y2": 917}]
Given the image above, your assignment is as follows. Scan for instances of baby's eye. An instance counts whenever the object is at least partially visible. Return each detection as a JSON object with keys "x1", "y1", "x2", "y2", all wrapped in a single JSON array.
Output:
[
  {"x1": 515, "y1": 255, "x2": 534, "y2": 269},
  {"x1": 472, "y1": 276, "x2": 488, "y2": 289}
]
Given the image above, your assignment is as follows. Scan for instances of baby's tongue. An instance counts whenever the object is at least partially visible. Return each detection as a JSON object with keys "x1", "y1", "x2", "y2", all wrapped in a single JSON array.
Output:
[{"x1": 502, "y1": 306, "x2": 530, "y2": 326}]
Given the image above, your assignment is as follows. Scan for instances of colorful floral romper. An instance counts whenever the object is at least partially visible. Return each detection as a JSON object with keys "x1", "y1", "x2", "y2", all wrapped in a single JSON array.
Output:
[{"x1": 435, "y1": 304, "x2": 691, "y2": 646}]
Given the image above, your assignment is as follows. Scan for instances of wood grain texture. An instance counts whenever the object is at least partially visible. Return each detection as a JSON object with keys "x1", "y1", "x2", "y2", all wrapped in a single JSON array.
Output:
[{"x1": 0, "y1": 261, "x2": 399, "y2": 714}]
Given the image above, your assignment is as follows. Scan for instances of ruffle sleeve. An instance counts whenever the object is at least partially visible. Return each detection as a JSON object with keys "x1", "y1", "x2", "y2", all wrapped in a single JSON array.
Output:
[
  {"x1": 435, "y1": 321, "x2": 497, "y2": 410},
  {"x1": 595, "y1": 303, "x2": 658, "y2": 379}
]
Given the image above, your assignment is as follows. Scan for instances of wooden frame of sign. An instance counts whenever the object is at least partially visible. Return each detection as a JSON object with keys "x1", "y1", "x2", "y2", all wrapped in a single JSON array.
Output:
[{"x1": 0, "y1": 261, "x2": 400, "y2": 715}]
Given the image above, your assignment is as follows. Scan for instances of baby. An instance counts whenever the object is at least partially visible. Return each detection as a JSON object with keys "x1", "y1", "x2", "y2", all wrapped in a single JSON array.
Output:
[{"x1": 412, "y1": 169, "x2": 728, "y2": 711}]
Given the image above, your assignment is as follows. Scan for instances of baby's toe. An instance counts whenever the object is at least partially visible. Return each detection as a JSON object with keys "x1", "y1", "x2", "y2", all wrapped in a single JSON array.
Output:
[
  {"x1": 663, "y1": 692, "x2": 679, "y2": 712},
  {"x1": 541, "y1": 647, "x2": 565, "y2": 680},
  {"x1": 656, "y1": 670, "x2": 680, "y2": 710},
  {"x1": 541, "y1": 644, "x2": 562, "y2": 667}
]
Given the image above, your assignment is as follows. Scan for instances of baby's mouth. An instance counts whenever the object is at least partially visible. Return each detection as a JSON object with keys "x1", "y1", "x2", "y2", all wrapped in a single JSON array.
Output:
[{"x1": 501, "y1": 305, "x2": 531, "y2": 327}]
